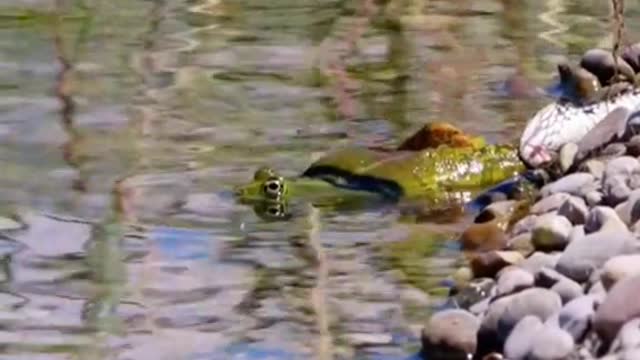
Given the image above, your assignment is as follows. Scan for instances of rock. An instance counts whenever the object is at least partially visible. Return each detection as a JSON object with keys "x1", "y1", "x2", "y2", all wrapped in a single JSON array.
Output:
[
  {"x1": 602, "y1": 255, "x2": 640, "y2": 290},
  {"x1": 581, "y1": 48, "x2": 636, "y2": 85},
  {"x1": 540, "y1": 173, "x2": 596, "y2": 198},
  {"x1": 557, "y1": 196, "x2": 588, "y2": 225},
  {"x1": 584, "y1": 206, "x2": 628, "y2": 234},
  {"x1": 511, "y1": 215, "x2": 538, "y2": 236},
  {"x1": 588, "y1": 281, "x2": 607, "y2": 297},
  {"x1": 531, "y1": 193, "x2": 571, "y2": 215},
  {"x1": 626, "y1": 135, "x2": 640, "y2": 157},
  {"x1": 605, "y1": 156, "x2": 640, "y2": 177},
  {"x1": 460, "y1": 221, "x2": 508, "y2": 252},
  {"x1": 528, "y1": 324, "x2": 575, "y2": 360},
  {"x1": 504, "y1": 315, "x2": 544, "y2": 359},
  {"x1": 507, "y1": 233, "x2": 534, "y2": 256},
  {"x1": 450, "y1": 278, "x2": 496, "y2": 310},
  {"x1": 559, "y1": 143, "x2": 578, "y2": 174},
  {"x1": 594, "y1": 275, "x2": 640, "y2": 344},
  {"x1": 496, "y1": 267, "x2": 534, "y2": 296},
  {"x1": 535, "y1": 267, "x2": 584, "y2": 304},
  {"x1": 520, "y1": 252, "x2": 562, "y2": 274},
  {"x1": 556, "y1": 227, "x2": 638, "y2": 283},
  {"x1": 615, "y1": 189, "x2": 640, "y2": 226},
  {"x1": 421, "y1": 309, "x2": 480, "y2": 358},
  {"x1": 579, "y1": 159, "x2": 605, "y2": 179},
  {"x1": 558, "y1": 295, "x2": 600, "y2": 342},
  {"x1": 610, "y1": 318, "x2": 640, "y2": 353},
  {"x1": 478, "y1": 288, "x2": 561, "y2": 353},
  {"x1": 475, "y1": 200, "x2": 520, "y2": 223},
  {"x1": 531, "y1": 214, "x2": 573, "y2": 251},
  {"x1": 603, "y1": 175, "x2": 632, "y2": 206},
  {"x1": 585, "y1": 190, "x2": 603, "y2": 207},
  {"x1": 470, "y1": 251, "x2": 524, "y2": 278},
  {"x1": 602, "y1": 143, "x2": 628, "y2": 158}
]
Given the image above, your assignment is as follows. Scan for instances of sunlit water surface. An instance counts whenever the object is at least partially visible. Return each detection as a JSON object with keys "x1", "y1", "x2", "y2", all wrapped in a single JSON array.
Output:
[{"x1": 0, "y1": 0, "x2": 638, "y2": 359}]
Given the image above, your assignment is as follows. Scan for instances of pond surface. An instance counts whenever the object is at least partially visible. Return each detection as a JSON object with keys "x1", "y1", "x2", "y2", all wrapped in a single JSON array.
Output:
[{"x1": 0, "y1": 0, "x2": 638, "y2": 359}]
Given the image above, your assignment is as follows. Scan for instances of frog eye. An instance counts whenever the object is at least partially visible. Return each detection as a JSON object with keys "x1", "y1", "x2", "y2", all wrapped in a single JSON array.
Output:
[
  {"x1": 266, "y1": 203, "x2": 286, "y2": 218},
  {"x1": 263, "y1": 177, "x2": 285, "y2": 199}
]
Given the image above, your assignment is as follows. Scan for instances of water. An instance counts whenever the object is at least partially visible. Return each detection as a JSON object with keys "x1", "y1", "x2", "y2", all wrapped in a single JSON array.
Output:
[{"x1": 0, "y1": 0, "x2": 638, "y2": 359}]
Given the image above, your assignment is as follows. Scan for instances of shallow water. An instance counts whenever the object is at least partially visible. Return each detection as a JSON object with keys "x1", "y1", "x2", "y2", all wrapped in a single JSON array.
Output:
[{"x1": 0, "y1": 0, "x2": 638, "y2": 359}]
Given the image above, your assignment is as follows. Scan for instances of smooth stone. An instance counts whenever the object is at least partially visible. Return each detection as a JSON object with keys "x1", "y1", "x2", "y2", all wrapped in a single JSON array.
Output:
[
  {"x1": 584, "y1": 206, "x2": 628, "y2": 234},
  {"x1": 504, "y1": 315, "x2": 544, "y2": 359},
  {"x1": 528, "y1": 324, "x2": 575, "y2": 360},
  {"x1": 531, "y1": 193, "x2": 571, "y2": 215},
  {"x1": 602, "y1": 255, "x2": 640, "y2": 290},
  {"x1": 602, "y1": 143, "x2": 628, "y2": 158},
  {"x1": 604, "y1": 156, "x2": 640, "y2": 177},
  {"x1": 579, "y1": 159, "x2": 606, "y2": 179},
  {"x1": 535, "y1": 267, "x2": 584, "y2": 303},
  {"x1": 557, "y1": 196, "x2": 589, "y2": 225},
  {"x1": 511, "y1": 215, "x2": 538, "y2": 236},
  {"x1": 422, "y1": 309, "x2": 480, "y2": 358},
  {"x1": 451, "y1": 278, "x2": 496, "y2": 311},
  {"x1": 559, "y1": 295, "x2": 600, "y2": 342},
  {"x1": 626, "y1": 135, "x2": 640, "y2": 157},
  {"x1": 520, "y1": 252, "x2": 562, "y2": 274},
  {"x1": 496, "y1": 266, "x2": 534, "y2": 296},
  {"x1": 588, "y1": 281, "x2": 607, "y2": 297},
  {"x1": 594, "y1": 275, "x2": 640, "y2": 344},
  {"x1": 540, "y1": 173, "x2": 596, "y2": 198},
  {"x1": 623, "y1": 43, "x2": 640, "y2": 72},
  {"x1": 615, "y1": 189, "x2": 640, "y2": 226},
  {"x1": 556, "y1": 227, "x2": 638, "y2": 283},
  {"x1": 535, "y1": 267, "x2": 572, "y2": 288},
  {"x1": 531, "y1": 214, "x2": 573, "y2": 251},
  {"x1": 603, "y1": 174, "x2": 632, "y2": 206},
  {"x1": 585, "y1": 190, "x2": 603, "y2": 207},
  {"x1": 470, "y1": 251, "x2": 525, "y2": 278},
  {"x1": 460, "y1": 221, "x2": 508, "y2": 252},
  {"x1": 507, "y1": 232, "x2": 534, "y2": 256},
  {"x1": 495, "y1": 288, "x2": 562, "y2": 341},
  {"x1": 629, "y1": 168, "x2": 640, "y2": 190},
  {"x1": 581, "y1": 48, "x2": 636, "y2": 84},
  {"x1": 559, "y1": 143, "x2": 578, "y2": 174},
  {"x1": 610, "y1": 318, "x2": 640, "y2": 353}
]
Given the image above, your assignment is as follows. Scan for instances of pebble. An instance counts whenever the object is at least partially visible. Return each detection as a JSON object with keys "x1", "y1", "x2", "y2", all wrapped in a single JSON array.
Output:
[
  {"x1": 584, "y1": 206, "x2": 628, "y2": 233},
  {"x1": 540, "y1": 173, "x2": 596, "y2": 198},
  {"x1": 470, "y1": 251, "x2": 524, "y2": 278},
  {"x1": 507, "y1": 232, "x2": 534, "y2": 255},
  {"x1": 511, "y1": 214, "x2": 538, "y2": 236},
  {"x1": 503, "y1": 315, "x2": 544, "y2": 359},
  {"x1": 594, "y1": 275, "x2": 640, "y2": 344},
  {"x1": 602, "y1": 255, "x2": 640, "y2": 290},
  {"x1": 520, "y1": 252, "x2": 562, "y2": 274},
  {"x1": 496, "y1": 266, "x2": 534, "y2": 296},
  {"x1": 579, "y1": 159, "x2": 605, "y2": 179},
  {"x1": 460, "y1": 220, "x2": 508, "y2": 252},
  {"x1": 604, "y1": 156, "x2": 640, "y2": 177},
  {"x1": 585, "y1": 190, "x2": 603, "y2": 207},
  {"x1": 615, "y1": 189, "x2": 640, "y2": 226},
  {"x1": 555, "y1": 227, "x2": 637, "y2": 283},
  {"x1": 558, "y1": 295, "x2": 600, "y2": 342},
  {"x1": 421, "y1": 309, "x2": 480, "y2": 358},
  {"x1": 603, "y1": 174, "x2": 632, "y2": 206},
  {"x1": 557, "y1": 196, "x2": 589, "y2": 225},
  {"x1": 531, "y1": 213, "x2": 573, "y2": 251},
  {"x1": 528, "y1": 324, "x2": 575, "y2": 360},
  {"x1": 610, "y1": 318, "x2": 640, "y2": 353},
  {"x1": 625, "y1": 135, "x2": 640, "y2": 157},
  {"x1": 530, "y1": 193, "x2": 571, "y2": 215},
  {"x1": 494, "y1": 288, "x2": 562, "y2": 341}
]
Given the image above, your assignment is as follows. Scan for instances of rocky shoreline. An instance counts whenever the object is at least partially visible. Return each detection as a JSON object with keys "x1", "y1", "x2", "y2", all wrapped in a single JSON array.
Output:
[{"x1": 422, "y1": 136, "x2": 640, "y2": 359}]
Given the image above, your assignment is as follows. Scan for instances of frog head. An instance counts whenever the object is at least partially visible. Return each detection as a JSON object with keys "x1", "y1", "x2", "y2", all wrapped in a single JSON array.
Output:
[{"x1": 234, "y1": 166, "x2": 290, "y2": 203}]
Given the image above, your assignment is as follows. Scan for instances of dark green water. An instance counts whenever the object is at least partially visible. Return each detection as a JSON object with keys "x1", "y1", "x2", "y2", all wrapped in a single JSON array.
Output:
[{"x1": 0, "y1": 0, "x2": 638, "y2": 359}]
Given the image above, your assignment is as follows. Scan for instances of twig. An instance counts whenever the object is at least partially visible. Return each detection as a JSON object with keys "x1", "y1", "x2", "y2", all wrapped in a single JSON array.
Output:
[{"x1": 611, "y1": 0, "x2": 625, "y2": 81}]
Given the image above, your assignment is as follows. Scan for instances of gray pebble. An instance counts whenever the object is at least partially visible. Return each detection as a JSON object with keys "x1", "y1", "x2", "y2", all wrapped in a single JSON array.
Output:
[
  {"x1": 495, "y1": 288, "x2": 563, "y2": 341},
  {"x1": 521, "y1": 252, "x2": 562, "y2": 274},
  {"x1": 595, "y1": 275, "x2": 640, "y2": 344},
  {"x1": 557, "y1": 196, "x2": 589, "y2": 225},
  {"x1": 541, "y1": 173, "x2": 596, "y2": 198},
  {"x1": 511, "y1": 215, "x2": 538, "y2": 236},
  {"x1": 531, "y1": 214, "x2": 573, "y2": 251},
  {"x1": 601, "y1": 254, "x2": 640, "y2": 290},
  {"x1": 585, "y1": 190, "x2": 604, "y2": 207},
  {"x1": 615, "y1": 189, "x2": 640, "y2": 226},
  {"x1": 603, "y1": 174, "x2": 632, "y2": 206},
  {"x1": 528, "y1": 324, "x2": 575, "y2": 360},
  {"x1": 421, "y1": 309, "x2": 480, "y2": 358},
  {"x1": 584, "y1": 206, "x2": 628, "y2": 233},
  {"x1": 531, "y1": 193, "x2": 571, "y2": 215},
  {"x1": 558, "y1": 295, "x2": 600, "y2": 342},
  {"x1": 504, "y1": 315, "x2": 544, "y2": 359},
  {"x1": 497, "y1": 267, "x2": 535, "y2": 296},
  {"x1": 610, "y1": 318, "x2": 640, "y2": 353},
  {"x1": 604, "y1": 156, "x2": 640, "y2": 177}
]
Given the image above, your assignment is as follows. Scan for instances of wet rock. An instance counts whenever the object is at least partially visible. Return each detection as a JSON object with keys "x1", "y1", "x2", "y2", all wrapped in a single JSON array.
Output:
[
  {"x1": 557, "y1": 196, "x2": 588, "y2": 225},
  {"x1": 531, "y1": 193, "x2": 571, "y2": 215},
  {"x1": 528, "y1": 324, "x2": 575, "y2": 360},
  {"x1": 504, "y1": 315, "x2": 544, "y2": 359},
  {"x1": 421, "y1": 309, "x2": 480, "y2": 358},
  {"x1": 450, "y1": 277, "x2": 495, "y2": 310},
  {"x1": 511, "y1": 215, "x2": 538, "y2": 236},
  {"x1": 507, "y1": 232, "x2": 534, "y2": 256},
  {"x1": 558, "y1": 295, "x2": 600, "y2": 342},
  {"x1": 520, "y1": 252, "x2": 562, "y2": 274},
  {"x1": 584, "y1": 206, "x2": 628, "y2": 234},
  {"x1": 531, "y1": 214, "x2": 573, "y2": 251},
  {"x1": 579, "y1": 159, "x2": 605, "y2": 179},
  {"x1": 470, "y1": 251, "x2": 524, "y2": 278},
  {"x1": 555, "y1": 226, "x2": 637, "y2": 283},
  {"x1": 540, "y1": 173, "x2": 596, "y2": 198},
  {"x1": 496, "y1": 266, "x2": 534, "y2": 296},
  {"x1": 460, "y1": 221, "x2": 508, "y2": 252},
  {"x1": 594, "y1": 275, "x2": 640, "y2": 344},
  {"x1": 602, "y1": 255, "x2": 640, "y2": 290},
  {"x1": 615, "y1": 189, "x2": 640, "y2": 226}
]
